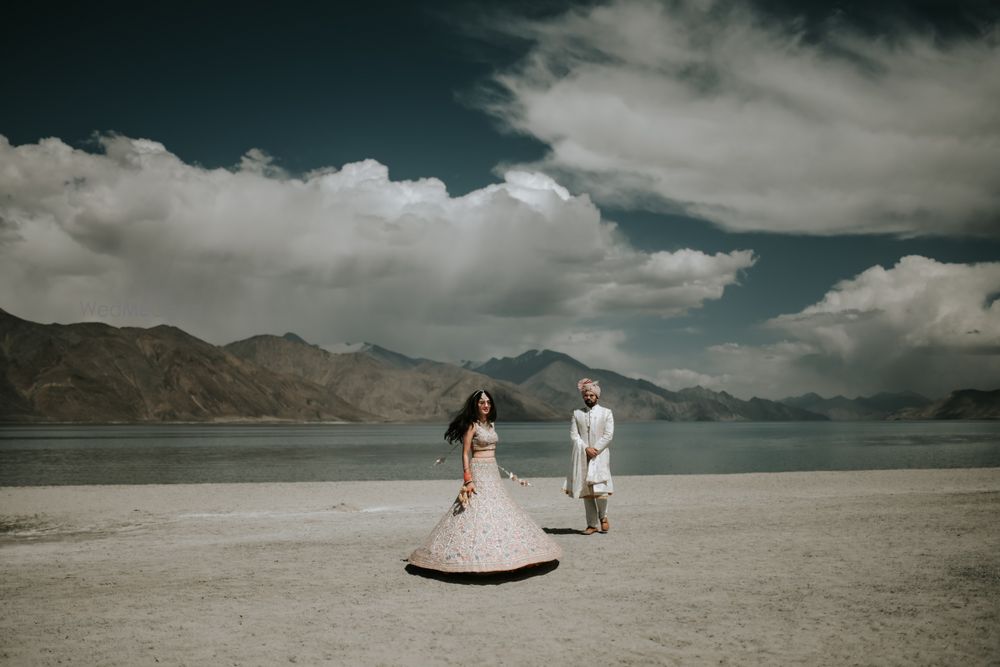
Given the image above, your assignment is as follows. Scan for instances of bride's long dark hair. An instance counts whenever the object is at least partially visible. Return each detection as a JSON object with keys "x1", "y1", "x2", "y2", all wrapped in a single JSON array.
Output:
[{"x1": 444, "y1": 389, "x2": 497, "y2": 444}]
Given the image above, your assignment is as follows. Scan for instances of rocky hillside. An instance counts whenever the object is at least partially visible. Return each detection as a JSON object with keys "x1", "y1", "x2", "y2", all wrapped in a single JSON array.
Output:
[
  {"x1": 5, "y1": 308, "x2": 992, "y2": 423},
  {"x1": 472, "y1": 350, "x2": 827, "y2": 421},
  {"x1": 0, "y1": 309, "x2": 369, "y2": 422},
  {"x1": 780, "y1": 391, "x2": 932, "y2": 420},
  {"x1": 223, "y1": 335, "x2": 561, "y2": 422},
  {"x1": 888, "y1": 389, "x2": 1000, "y2": 420}
]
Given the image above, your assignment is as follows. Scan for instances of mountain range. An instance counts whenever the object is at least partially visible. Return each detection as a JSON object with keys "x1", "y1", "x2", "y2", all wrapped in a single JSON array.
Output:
[
  {"x1": 1, "y1": 308, "x2": 996, "y2": 423},
  {"x1": 471, "y1": 349, "x2": 824, "y2": 421},
  {"x1": 0, "y1": 309, "x2": 369, "y2": 423},
  {"x1": 886, "y1": 389, "x2": 1000, "y2": 420},
  {"x1": 779, "y1": 391, "x2": 933, "y2": 421}
]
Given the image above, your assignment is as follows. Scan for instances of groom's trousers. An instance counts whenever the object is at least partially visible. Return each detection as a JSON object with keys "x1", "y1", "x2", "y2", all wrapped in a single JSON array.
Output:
[{"x1": 584, "y1": 496, "x2": 608, "y2": 528}]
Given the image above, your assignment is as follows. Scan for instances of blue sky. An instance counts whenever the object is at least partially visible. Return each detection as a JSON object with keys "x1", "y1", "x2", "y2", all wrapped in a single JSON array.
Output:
[{"x1": 1, "y1": 0, "x2": 998, "y2": 399}]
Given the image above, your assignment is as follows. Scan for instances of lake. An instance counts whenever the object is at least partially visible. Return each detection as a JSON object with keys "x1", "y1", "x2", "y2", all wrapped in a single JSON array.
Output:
[{"x1": 1, "y1": 421, "x2": 998, "y2": 486}]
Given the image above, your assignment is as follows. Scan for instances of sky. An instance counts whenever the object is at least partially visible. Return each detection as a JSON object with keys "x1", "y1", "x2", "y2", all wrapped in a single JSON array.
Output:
[{"x1": 1, "y1": 0, "x2": 998, "y2": 400}]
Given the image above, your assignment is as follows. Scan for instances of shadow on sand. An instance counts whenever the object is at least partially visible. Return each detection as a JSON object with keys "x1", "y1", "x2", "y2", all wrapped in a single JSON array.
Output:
[
  {"x1": 542, "y1": 527, "x2": 589, "y2": 535},
  {"x1": 405, "y1": 559, "x2": 559, "y2": 584}
]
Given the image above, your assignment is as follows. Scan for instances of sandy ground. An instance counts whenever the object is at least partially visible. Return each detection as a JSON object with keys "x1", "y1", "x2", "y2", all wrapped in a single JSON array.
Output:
[{"x1": 1, "y1": 468, "x2": 998, "y2": 666}]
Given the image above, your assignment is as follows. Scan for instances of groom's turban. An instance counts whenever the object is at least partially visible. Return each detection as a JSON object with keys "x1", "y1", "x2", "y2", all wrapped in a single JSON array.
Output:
[{"x1": 577, "y1": 378, "x2": 601, "y2": 397}]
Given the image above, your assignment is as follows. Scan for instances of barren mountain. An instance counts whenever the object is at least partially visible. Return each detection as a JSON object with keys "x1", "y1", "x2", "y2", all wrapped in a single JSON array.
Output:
[
  {"x1": 888, "y1": 389, "x2": 1000, "y2": 420},
  {"x1": 472, "y1": 350, "x2": 827, "y2": 421},
  {"x1": 781, "y1": 391, "x2": 932, "y2": 420},
  {"x1": 223, "y1": 335, "x2": 562, "y2": 422},
  {"x1": 5, "y1": 308, "x2": 989, "y2": 424},
  {"x1": 0, "y1": 308, "x2": 369, "y2": 422}
]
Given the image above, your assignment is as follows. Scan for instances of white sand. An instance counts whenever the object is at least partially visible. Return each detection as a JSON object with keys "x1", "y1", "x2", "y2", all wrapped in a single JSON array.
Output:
[{"x1": 2, "y1": 468, "x2": 998, "y2": 665}]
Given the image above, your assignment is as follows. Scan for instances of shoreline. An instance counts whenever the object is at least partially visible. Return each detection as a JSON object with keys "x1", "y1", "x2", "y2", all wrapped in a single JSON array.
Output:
[
  {"x1": 3, "y1": 468, "x2": 998, "y2": 664},
  {"x1": 4, "y1": 417, "x2": 1000, "y2": 425},
  {"x1": 2, "y1": 463, "x2": 1000, "y2": 486},
  {"x1": 1, "y1": 464, "x2": 998, "y2": 490}
]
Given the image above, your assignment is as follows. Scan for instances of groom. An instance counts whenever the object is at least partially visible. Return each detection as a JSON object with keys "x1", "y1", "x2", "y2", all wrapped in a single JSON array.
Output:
[{"x1": 563, "y1": 378, "x2": 614, "y2": 535}]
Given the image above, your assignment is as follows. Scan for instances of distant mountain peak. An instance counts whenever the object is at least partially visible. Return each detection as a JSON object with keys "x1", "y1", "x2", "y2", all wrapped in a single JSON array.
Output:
[
  {"x1": 473, "y1": 348, "x2": 589, "y2": 385},
  {"x1": 888, "y1": 388, "x2": 999, "y2": 420},
  {"x1": 537, "y1": 348, "x2": 581, "y2": 361},
  {"x1": 781, "y1": 392, "x2": 824, "y2": 403},
  {"x1": 781, "y1": 389, "x2": 935, "y2": 420},
  {"x1": 357, "y1": 342, "x2": 424, "y2": 368},
  {"x1": 281, "y1": 332, "x2": 310, "y2": 346}
]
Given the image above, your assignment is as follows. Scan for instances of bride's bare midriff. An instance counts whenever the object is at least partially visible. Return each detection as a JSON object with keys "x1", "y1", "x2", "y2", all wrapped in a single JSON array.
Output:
[{"x1": 472, "y1": 452, "x2": 495, "y2": 459}]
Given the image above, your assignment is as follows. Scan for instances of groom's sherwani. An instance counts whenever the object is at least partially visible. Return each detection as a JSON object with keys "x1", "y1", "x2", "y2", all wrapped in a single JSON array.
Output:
[{"x1": 563, "y1": 403, "x2": 614, "y2": 498}]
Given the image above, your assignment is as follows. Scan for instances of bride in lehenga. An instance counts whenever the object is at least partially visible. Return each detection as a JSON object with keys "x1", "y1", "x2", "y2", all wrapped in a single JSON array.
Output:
[{"x1": 408, "y1": 389, "x2": 562, "y2": 573}]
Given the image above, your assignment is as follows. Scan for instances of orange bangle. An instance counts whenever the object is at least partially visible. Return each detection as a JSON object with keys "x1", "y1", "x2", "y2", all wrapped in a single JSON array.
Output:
[{"x1": 463, "y1": 470, "x2": 472, "y2": 483}]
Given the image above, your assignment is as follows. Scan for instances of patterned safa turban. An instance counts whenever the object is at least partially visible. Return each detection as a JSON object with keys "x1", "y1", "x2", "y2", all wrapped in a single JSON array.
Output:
[{"x1": 577, "y1": 378, "x2": 601, "y2": 397}]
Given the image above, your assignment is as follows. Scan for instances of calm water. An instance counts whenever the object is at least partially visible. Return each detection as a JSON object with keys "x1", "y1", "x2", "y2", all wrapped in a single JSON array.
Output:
[{"x1": 0, "y1": 421, "x2": 998, "y2": 486}]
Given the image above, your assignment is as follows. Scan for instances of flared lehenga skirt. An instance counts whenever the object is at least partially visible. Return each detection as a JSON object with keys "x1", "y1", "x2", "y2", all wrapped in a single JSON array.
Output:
[{"x1": 408, "y1": 458, "x2": 562, "y2": 573}]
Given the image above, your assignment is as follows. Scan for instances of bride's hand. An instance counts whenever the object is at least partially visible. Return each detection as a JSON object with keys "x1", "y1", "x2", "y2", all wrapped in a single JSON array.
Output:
[{"x1": 457, "y1": 481, "x2": 476, "y2": 507}]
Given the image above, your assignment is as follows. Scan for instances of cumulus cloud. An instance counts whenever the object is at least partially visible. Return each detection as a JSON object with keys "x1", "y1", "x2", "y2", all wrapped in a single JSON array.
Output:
[
  {"x1": 771, "y1": 255, "x2": 1000, "y2": 354},
  {"x1": 537, "y1": 328, "x2": 636, "y2": 372},
  {"x1": 0, "y1": 134, "x2": 754, "y2": 363},
  {"x1": 705, "y1": 256, "x2": 1000, "y2": 398},
  {"x1": 573, "y1": 247, "x2": 756, "y2": 316},
  {"x1": 486, "y1": 0, "x2": 1000, "y2": 236}
]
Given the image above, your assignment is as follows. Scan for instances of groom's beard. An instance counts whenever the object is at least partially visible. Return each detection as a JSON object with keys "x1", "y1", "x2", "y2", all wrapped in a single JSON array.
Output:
[{"x1": 583, "y1": 398, "x2": 597, "y2": 408}]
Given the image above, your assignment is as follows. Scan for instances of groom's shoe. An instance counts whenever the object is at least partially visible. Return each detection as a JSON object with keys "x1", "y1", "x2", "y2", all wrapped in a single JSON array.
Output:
[
  {"x1": 582, "y1": 526, "x2": 599, "y2": 535},
  {"x1": 600, "y1": 517, "x2": 610, "y2": 533}
]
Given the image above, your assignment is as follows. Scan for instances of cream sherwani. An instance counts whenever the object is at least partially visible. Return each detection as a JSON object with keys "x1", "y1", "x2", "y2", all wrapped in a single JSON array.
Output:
[{"x1": 563, "y1": 403, "x2": 614, "y2": 498}]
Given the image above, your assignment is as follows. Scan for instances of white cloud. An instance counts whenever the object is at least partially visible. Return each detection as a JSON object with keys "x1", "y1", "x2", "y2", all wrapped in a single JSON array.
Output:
[
  {"x1": 573, "y1": 247, "x2": 756, "y2": 316},
  {"x1": 771, "y1": 255, "x2": 1000, "y2": 355},
  {"x1": 486, "y1": 0, "x2": 1000, "y2": 236},
  {"x1": 705, "y1": 256, "x2": 1000, "y2": 398},
  {"x1": 540, "y1": 328, "x2": 636, "y2": 372},
  {"x1": 705, "y1": 340, "x2": 829, "y2": 399},
  {"x1": 0, "y1": 133, "x2": 753, "y2": 364}
]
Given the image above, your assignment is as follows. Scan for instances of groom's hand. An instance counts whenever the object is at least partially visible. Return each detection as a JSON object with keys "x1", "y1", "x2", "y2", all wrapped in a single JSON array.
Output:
[{"x1": 585, "y1": 447, "x2": 598, "y2": 460}]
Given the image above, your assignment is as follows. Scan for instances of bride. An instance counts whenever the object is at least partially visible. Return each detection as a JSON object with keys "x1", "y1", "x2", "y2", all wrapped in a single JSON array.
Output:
[{"x1": 408, "y1": 389, "x2": 562, "y2": 573}]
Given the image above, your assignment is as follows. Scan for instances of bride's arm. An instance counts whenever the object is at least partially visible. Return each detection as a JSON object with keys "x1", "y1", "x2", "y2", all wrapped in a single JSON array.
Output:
[{"x1": 462, "y1": 424, "x2": 476, "y2": 494}]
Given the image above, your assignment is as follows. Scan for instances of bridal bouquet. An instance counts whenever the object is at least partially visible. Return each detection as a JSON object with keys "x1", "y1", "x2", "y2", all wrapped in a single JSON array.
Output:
[{"x1": 457, "y1": 485, "x2": 475, "y2": 508}]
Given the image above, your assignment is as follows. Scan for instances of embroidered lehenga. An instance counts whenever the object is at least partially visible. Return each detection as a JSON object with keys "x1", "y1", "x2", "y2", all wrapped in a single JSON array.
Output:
[{"x1": 408, "y1": 422, "x2": 562, "y2": 573}]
